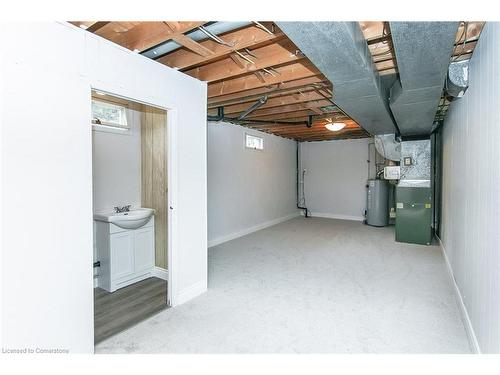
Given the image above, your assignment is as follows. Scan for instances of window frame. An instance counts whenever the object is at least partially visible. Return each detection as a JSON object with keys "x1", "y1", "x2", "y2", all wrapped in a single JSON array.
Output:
[
  {"x1": 91, "y1": 98, "x2": 130, "y2": 131},
  {"x1": 245, "y1": 133, "x2": 264, "y2": 151}
]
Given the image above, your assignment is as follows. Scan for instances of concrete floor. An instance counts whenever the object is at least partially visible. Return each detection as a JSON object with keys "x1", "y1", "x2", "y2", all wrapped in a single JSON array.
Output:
[{"x1": 95, "y1": 217, "x2": 470, "y2": 353}]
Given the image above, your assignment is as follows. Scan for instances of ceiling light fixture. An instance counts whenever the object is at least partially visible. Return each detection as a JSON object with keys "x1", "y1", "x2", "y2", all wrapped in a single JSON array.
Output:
[{"x1": 325, "y1": 122, "x2": 346, "y2": 132}]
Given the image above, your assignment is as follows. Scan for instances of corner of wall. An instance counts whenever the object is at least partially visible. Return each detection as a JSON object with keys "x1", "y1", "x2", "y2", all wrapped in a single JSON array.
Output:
[
  {"x1": 176, "y1": 280, "x2": 207, "y2": 306},
  {"x1": 437, "y1": 236, "x2": 481, "y2": 354}
]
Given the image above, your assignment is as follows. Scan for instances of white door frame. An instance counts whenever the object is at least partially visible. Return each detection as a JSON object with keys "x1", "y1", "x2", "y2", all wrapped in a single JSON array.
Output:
[{"x1": 90, "y1": 86, "x2": 179, "y2": 309}]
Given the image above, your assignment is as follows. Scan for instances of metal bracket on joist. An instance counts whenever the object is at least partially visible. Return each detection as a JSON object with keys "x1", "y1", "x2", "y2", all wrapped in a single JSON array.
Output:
[{"x1": 307, "y1": 115, "x2": 314, "y2": 128}]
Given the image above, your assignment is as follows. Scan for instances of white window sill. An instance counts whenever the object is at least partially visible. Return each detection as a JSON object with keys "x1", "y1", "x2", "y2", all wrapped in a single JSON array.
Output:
[{"x1": 92, "y1": 124, "x2": 131, "y2": 135}]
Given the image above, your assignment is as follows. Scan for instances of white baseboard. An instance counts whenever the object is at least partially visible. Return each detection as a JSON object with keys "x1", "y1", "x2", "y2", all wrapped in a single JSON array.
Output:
[
  {"x1": 152, "y1": 266, "x2": 168, "y2": 281},
  {"x1": 176, "y1": 280, "x2": 207, "y2": 305},
  {"x1": 208, "y1": 212, "x2": 300, "y2": 247},
  {"x1": 308, "y1": 212, "x2": 364, "y2": 222},
  {"x1": 437, "y1": 236, "x2": 481, "y2": 354}
]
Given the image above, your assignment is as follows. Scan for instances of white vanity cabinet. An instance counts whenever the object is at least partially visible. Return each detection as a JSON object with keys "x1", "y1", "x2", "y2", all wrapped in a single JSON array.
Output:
[{"x1": 95, "y1": 216, "x2": 155, "y2": 292}]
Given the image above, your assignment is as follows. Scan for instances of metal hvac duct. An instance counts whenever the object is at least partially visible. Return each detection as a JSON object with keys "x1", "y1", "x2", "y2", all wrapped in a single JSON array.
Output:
[
  {"x1": 141, "y1": 21, "x2": 253, "y2": 59},
  {"x1": 374, "y1": 134, "x2": 401, "y2": 162},
  {"x1": 277, "y1": 22, "x2": 397, "y2": 135},
  {"x1": 446, "y1": 60, "x2": 470, "y2": 98},
  {"x1": 388, "y1": 22, "x2": 458, "y2": 136}
]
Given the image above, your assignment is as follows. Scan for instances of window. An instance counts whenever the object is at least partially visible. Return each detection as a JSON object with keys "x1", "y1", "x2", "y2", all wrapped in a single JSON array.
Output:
[
  {"x1": 245, "y1": 134, "x2": 264, "y2": 150},
  {"x1": 92, "y1": 99, "x2": 129, "y2": 129}
]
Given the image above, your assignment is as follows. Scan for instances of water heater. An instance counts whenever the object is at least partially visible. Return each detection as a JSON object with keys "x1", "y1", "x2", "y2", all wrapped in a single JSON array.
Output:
[{"x1": 366, "y1": 179, "x2": 389, "y2": 227}]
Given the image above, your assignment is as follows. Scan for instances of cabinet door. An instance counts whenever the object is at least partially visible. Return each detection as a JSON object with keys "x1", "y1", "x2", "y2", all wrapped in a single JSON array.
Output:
[
  {"x1": 134, "y1": 226, "x2": 155, "y2": 274},
  {"x1": 110, "y1": 231, "x2": 135, "y2": 280}
]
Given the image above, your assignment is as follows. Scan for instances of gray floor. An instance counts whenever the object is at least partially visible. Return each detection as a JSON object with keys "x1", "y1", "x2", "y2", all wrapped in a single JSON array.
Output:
[
  {"x1": 94, "y1": 277, "x2": 167, "y2": 344},
  {"x1": 95, "y1": 217, "x2": 470, "y2": 353}
]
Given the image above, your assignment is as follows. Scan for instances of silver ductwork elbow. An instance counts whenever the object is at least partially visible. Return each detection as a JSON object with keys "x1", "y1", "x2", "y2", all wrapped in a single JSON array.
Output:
[{"x1": 445, "y1": 60, "x2": 470, "y2": 98}]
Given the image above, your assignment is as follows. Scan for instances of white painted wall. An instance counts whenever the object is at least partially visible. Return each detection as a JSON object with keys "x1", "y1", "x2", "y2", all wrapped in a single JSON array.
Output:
[
  {"x1": 92, "y1": 108, "x2": 142, "y2": 212},
  {"x1": 440, "y1": 22, "x2": 500, "y2": 353},
  {"x1": 207, "y1": 122, "x2": 298, "y2": 246},
  {"x1": 92, "y1": 109, "x2": 142, "y2": 285},
  {"x1": 300, "y1": 138, "x2": 370, "y2": 221},
  {"x1": 1, "y1": 22, "x2": 207, "y2": 353}
]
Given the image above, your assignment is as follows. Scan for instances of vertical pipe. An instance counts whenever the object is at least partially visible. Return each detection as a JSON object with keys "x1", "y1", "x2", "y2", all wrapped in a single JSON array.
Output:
[{"x1": 296, "y1": 141, "x2": 309, "y2": 217}]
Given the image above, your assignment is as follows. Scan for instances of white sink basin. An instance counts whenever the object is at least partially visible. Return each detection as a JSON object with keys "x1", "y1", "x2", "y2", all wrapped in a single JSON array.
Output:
[{"x1": 94, "y1": 208, "x2": 155, "y2": 229}]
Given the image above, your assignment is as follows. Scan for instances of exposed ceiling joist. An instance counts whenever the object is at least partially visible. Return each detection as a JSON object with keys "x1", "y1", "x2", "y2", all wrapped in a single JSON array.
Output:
[
  {"x1": 170, "y1": 33, "x2": 215, "y2": 57},
  {"x1": 157, "y1": 23, "x2": 282, "y2": 70},
  {"x1": 244, "y1": 99, "x2": 332, "y2": 118},
  {"x1": 207, "y1": 75, "x2": 327, "y2": 107},
  {"x1": 185, "y1": 38, "x2": 302, "y2": 83},
  {"x1": 87, "y1": 21, "x2": 110, "y2": 33},
  {"x1": 220, "y1": 90, "x2": 327, "y2": 115},
  {"x1": 75, "y1": 20, "x2": 485, "y2": 142},
  {"x1": 208, "y1": 61, "x2": 320, "y2": 98}
]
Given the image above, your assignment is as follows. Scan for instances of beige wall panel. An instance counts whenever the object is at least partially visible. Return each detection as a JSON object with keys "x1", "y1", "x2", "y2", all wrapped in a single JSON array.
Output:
[{"x1": 141, "y1": 105, "x2": 167, "y2": 269}]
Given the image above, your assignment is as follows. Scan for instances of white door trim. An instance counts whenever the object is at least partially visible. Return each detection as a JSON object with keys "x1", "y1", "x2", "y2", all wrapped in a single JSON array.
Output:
[{"x1": 90, "y1": 87, "x2": 180, "y2": 311}]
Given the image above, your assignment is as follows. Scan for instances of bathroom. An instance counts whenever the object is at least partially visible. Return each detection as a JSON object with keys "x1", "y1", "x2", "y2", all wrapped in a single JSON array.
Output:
[{"x1": 91, "y1": 90, "x2": 169, "y2": 343}]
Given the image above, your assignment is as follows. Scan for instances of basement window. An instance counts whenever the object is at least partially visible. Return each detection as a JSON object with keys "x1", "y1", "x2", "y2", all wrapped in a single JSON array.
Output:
[
  {"x1": 91, "y1": 99, "x2": 129, "y2": 130},
  {"x1": 245, "y1": 134, "x2": 264, "y2": 150}
]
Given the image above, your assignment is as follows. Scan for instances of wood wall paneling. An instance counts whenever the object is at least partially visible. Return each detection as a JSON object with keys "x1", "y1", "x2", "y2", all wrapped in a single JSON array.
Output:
[{"x1": 141, "y1": 106, "x2": 168, "y2": 269}]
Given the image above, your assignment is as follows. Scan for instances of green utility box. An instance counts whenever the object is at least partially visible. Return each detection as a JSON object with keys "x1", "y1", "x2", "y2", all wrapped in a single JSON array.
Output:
[{"x1": 395, "y1": 187, "x2": 432, "y2": 245}]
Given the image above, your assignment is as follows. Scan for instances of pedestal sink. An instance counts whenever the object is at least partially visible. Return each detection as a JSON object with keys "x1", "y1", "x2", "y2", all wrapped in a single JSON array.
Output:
[{"x1": 94, "y1": 208, "x2": 155, "y2": 229}]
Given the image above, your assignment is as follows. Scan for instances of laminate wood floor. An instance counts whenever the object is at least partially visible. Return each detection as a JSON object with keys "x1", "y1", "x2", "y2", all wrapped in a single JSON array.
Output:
[{"x1": 94, "y1": 277, "x2": 167, "y2": 344}]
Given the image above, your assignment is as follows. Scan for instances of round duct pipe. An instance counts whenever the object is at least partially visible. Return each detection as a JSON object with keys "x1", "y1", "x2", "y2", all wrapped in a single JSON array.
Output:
[
  {"x1": 374, "y1": 134, "x2": 401, "y2": 162},
  {"x1": 446, "y1": 60, "x2": 470, "y2": 98}
]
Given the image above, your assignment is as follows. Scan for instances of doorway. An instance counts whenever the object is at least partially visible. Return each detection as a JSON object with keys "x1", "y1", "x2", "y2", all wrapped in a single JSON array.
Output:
[{"x1": 91, "y1": 90, "x2": 170, "y2": 344}]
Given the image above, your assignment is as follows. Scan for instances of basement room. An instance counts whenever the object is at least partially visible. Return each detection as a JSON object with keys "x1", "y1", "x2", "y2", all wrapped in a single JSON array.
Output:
[{"x1": 1, "y1": 3, "x2": 499, "y2": 367}]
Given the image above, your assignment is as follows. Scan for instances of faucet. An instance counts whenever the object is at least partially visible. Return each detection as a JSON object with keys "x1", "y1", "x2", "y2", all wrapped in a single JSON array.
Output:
[{"x1": 114, "y1": 205, "x2": 131, "y2": 213}]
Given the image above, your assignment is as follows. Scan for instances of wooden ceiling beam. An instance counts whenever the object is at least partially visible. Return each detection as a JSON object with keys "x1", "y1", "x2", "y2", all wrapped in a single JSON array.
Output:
[
  {"x1": 243, "y1": 110, "x2": 318, "y2": 121},
  {"x1": 248, "y1": 112, "x2": 350, "y2": 124},
  {"x1": 254, "y1": 71, "x2": 267, "y2": 83},
  {"x1": 246, "y1": 119, "x2": 359, "y2": 131},
  {"x1": 220, "y1": 90, "x2": 328, "y2": 115},
  {"x1": 87, "y1": 21, "x2": 110, "y2": 33},
  {"x1": 273, "y1": 126, "x2": 365, "y2": 136},
  {"x1": 89, "y1": 21, "x2": 207, "y2": 52},
  {"x1": 208, "y1": 61, "x2": 320, "y2": 98},
  {"x1": 208, "y1": 75, "x2": 327, "y2": 107},
  {"x1": 157, "y1": 23, "x2": 283, "y2": 70},
  {"x1": 298, "y1": 128, "x2": 369, "y2": 137},
  {"x1": 296, "y1": 132, "x2": 370, "y2": 142},
  {"x1": 255, "y1": 129, "x2": 369, "y2": 142},
  {"x1": 243, "y1": 99, "x2": 332, "y2": 118},
  {"x1": 184, "y1": 39, "x2": 303, "y2": 83},
  {"x1": 229, "y1": 53, "x2": 246, "y2": 69},
  {"x1": 170, "y1": 33, "x2": 214, "y2": 57},
  {"x1": 241, "y1": 107, "x2": 344, "y2": 122},
  {"x1": 258, "y1": 126, "x2": 362, "y2": 136},
  {"x1": 69, "y1": 21, "x2": 110, "y2": 32}
]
